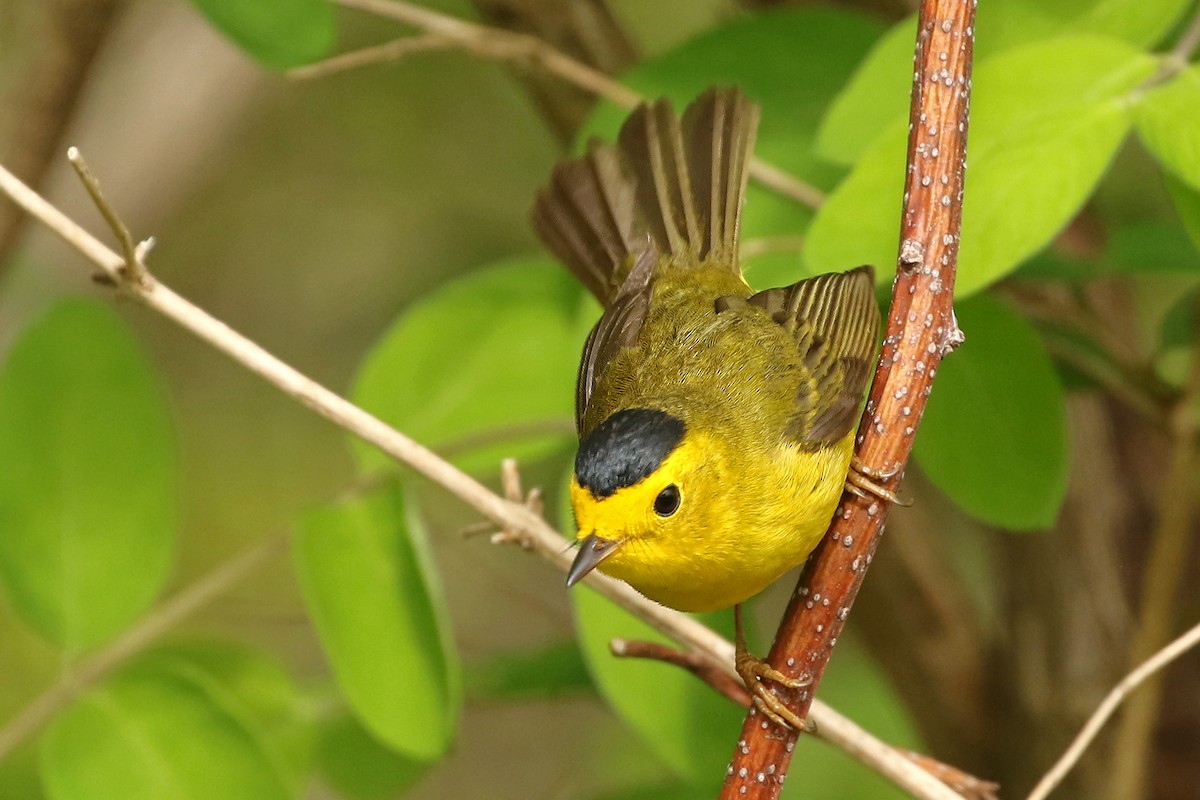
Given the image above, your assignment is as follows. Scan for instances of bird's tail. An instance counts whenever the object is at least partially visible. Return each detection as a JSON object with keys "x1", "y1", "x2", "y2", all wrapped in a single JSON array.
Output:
[{"x1": 533, "y1": 87, "x2": 761, "y2": 307}]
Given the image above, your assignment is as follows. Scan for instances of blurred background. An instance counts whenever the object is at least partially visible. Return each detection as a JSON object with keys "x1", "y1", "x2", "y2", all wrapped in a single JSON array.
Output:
[{"x1": 2, "y1": 0, "x2": 1199, "y2": 799}]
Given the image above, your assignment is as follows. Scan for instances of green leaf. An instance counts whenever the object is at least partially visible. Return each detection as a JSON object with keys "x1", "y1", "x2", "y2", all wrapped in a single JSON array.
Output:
[
  {"x1": 137, "y1": 642, "x2": 313, "y2": 789},
  {"x1": 315, "y1": 713, "x2": 429, "y2": 800},
  {"x1": 814, "y1": 15, "x2": 914, "y2": 166},
  {"x1": 806, "y1": 35, "x2": 1155, "y2": 296},
  {"x1": 1076, "y1": 0, "x2": 1194, "y2": 47},
  {"x1": 914, "y1": 295, "x2": 1069, "y2": 530},
  {"x1": 352, "y1": 258, "x2": 582, "y2": 475},
  {"x1": 293, "y1": 482, "x2": 461, "y2": 760},
  {"x1": 187, "y1": 0, "x2": 335, "y2": 71},
  {"x1": 1137, "y1": 66, "x2": 1200, "y2": 191},
  {"x1": 0, "y1": 299, "x2": 176, "y2": 651},
  {"x1": 39, "y1": 665, "x2": 291, "y2": 800}
]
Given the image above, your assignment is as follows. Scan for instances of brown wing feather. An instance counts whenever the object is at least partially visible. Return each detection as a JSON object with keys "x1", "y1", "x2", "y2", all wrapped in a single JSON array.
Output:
[{"x1": 746, "y1": 266, "x2": 880, "y2": 447}]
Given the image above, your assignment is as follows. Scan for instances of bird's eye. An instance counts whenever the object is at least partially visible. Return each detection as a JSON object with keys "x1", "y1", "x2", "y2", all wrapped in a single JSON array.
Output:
[{"x1": 654, "y1": 484, "x2": 681, "y2": 517}]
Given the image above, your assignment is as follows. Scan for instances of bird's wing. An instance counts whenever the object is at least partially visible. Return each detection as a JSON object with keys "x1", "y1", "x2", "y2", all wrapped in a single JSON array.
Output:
[{"x1": 744, "y1": 266, "x2": 880, "y2": 447}]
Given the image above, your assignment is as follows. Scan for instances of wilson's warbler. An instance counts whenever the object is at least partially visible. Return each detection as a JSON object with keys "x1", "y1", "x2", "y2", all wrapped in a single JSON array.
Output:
[{"x1": 533, "y1": 87, "x2": 886, "y2": 728}]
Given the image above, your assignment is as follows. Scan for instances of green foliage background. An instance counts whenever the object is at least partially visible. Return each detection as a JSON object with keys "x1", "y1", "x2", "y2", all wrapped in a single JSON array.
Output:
[{"x1": 1, "y1": 0, "x2": 1199, "y2": 798}]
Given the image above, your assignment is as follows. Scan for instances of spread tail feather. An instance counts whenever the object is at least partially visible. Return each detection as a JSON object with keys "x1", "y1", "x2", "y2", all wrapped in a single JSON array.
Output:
[{"x1": 532, "y1": 87, "x2": 760, "y2": 306}]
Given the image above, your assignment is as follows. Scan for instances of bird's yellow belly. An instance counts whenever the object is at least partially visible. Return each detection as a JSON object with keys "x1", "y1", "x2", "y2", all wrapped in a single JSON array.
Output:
[{"x1": 600, "y1": 434, "x2": 855, "y2": 613}]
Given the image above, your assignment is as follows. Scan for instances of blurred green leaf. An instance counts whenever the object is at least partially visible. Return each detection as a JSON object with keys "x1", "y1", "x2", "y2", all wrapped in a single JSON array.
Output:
[
  {"x1": 1167, "y1": 172, "x2": 1200, "y2": 249},
  {"x1": 803, "y1": 120, "x2": 905, "y2": 285},
  {"x1": 1137, "y1": 65, "x2": 1200, "y2": 191},
  {"x1": 1077, "y1": 0, "x2": 1194, "y2": 47},
  {"x1": 187, "y1": 0, "x2": 334, "y2": 70},
  {"x1": 0, "y1": 299, "x2": 176, "y2": 651},
  {"x1": 914, "y1": 295, "x2": 1069, "y2": 530},
  {"x1": 138, "y1": 642, "x2": 313, "y2": 788},
  {"x1": 466, "y1": 640, "x2": 594, "y2": 700},
  {"x1": 814, "y1": 14, "x2": 913, "y2": 167},
  {"x1": 39, "y1": 664, "x2": 291, "y2": 800},
  {"x1": 315, "y1": 712, "x2": 429, "y2": 800},
  {"x1": 807, "y1": 35, "x2": 1155, "y2": 296},
  {"x1": 352, "y1": 258, "x2": 582, "y2": 475},
  {"x1": 293, "y1": 481, "x2": 461, "y2": 760}
]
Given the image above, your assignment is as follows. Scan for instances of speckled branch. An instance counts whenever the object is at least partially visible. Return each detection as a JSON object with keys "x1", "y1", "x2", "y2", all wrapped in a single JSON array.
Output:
[{"x1": 720, "y1": 1, "x2": 976, "y2": 798}]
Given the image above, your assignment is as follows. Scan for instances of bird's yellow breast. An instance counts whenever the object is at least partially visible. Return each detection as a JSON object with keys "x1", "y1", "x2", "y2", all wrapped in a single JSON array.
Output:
[{"x1": 571, "y1": 427, "x2": 855, "y2": 612}]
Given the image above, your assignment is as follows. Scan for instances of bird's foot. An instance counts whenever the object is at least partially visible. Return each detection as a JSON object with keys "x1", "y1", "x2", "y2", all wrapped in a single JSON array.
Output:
[
  {"x1": 735, "y1": 649, "x2": 813, "y2": 731},
  {"x1": 733, "y1": 604, "x2": 812, "y2": 731},
  {"x1": 845, "y1": 455, "x2": 910, "y2": 507}
]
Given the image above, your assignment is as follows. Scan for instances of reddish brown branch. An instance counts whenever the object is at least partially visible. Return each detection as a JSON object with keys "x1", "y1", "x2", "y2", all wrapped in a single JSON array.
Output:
[
  {"x1": 719, "y1": 1, "x2": 976, "y2": 798},
  {"x1": 610, "y1": 638, "x2": 753, "y2": 708}
]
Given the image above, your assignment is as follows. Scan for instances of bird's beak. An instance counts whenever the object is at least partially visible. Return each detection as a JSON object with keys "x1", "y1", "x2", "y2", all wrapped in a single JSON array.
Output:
[{"x1": 566, "y1": 533, "x2": 622, "y2": 588}]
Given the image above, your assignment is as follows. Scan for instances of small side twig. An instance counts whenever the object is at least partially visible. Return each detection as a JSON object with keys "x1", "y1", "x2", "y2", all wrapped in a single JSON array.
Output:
[
  {"x1": 901, "y1": 751, "x2": 999, "y2": 800},
  {"x1": 66, "y1": 147, "x2": 151, "y2": 287},
  {"x1": 1027, "y1": 617, "x2": 1200, "y2": 800},
  {"x1": 287, "y1": 33, "x2": 453, "y2": 80},
  {"x1": 611, "y1": 638, "x2": 752, "y2": 708}
]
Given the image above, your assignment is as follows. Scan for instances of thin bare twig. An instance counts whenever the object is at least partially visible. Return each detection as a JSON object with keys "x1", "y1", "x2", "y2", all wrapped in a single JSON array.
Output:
[
  {"x1": 287, "y1": 33, "x2": 453, "y2": 80},
  {"x1": 1027, "y1": 618, "x2": 1200, "y2": 800},
  {"x1": 0, "y1": 154, "x2": 958, "y2": 800},
  {"x1": 611, "y1": 638, "x2": 753, "y2": 708},
  {"x1": 720, "y1": 1, "x2": 975, "y2": 797},
  {"x1": 0, "y1": 533, "x2": 288, "y2": 759},
  {"x1": 901, "y1": 752, "x2": 999, "y2": 800},
  {"x1": 328, "y1": 0, "x2": 825, "y2": 209}
]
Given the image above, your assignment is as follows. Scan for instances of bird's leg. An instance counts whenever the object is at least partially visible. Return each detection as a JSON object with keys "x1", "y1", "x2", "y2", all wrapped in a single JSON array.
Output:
[
  {"x1": 733, "y1": 604, "x2": 812, "y2": 730},
  {"x1": 845, "y1": 455, "x2": 909, "y2": 506}
]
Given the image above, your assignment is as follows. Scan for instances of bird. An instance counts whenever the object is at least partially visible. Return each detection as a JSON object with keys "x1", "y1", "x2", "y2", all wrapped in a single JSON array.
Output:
[{"x1": 532, "y1": 86, "x2": 885, "y2": 728}]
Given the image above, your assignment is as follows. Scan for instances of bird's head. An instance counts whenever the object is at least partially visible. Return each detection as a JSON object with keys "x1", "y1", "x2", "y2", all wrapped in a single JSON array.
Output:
[{"x1": 566, "y1": 407, "x2": 728, "y2": 603}]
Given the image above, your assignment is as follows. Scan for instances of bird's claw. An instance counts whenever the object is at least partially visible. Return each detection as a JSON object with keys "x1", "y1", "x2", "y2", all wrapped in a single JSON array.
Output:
[
  {"x1": 845, "y1": 455, "x2": 910, "y2": 507},
  {"x1": 735, "y1": 651, "x2": 812, "y2": 731}
]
